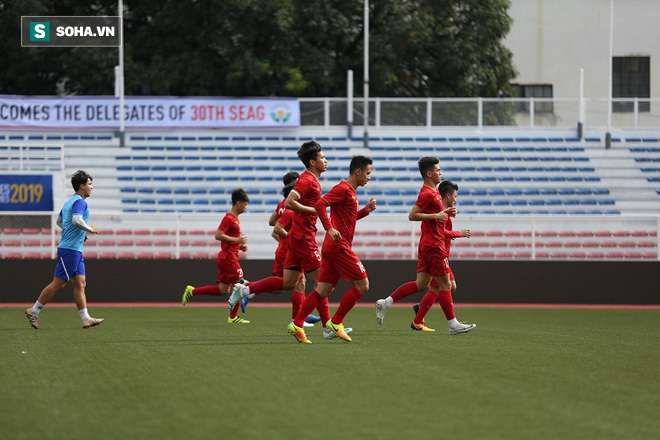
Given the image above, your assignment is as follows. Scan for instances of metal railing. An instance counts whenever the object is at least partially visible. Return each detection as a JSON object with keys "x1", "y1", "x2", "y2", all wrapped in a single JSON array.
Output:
[
  {"x1": 1, "y1": 212, "x2": 658, "y2": 261},
  {"x1": 300, "y1": 97, "x2": 660, "y2": 130}
]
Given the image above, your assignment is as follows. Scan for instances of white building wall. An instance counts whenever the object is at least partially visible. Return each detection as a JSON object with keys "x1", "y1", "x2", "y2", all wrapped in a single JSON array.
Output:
[{"x1": 505, "y1": 0, "x2": 659, "y2": 99}]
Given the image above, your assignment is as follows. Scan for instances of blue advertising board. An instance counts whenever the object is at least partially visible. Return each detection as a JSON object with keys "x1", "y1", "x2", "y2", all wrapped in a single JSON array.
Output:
[{"x1": 0, "y1": 174, "x2": 53, "y2": 211}]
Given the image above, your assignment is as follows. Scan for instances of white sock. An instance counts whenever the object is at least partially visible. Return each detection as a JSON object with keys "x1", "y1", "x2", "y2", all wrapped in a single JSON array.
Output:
[
  {"x1": 79, "y1": 308, "x2": 91, "y2": 321},
  {"x1": 32, "y1": 301, "x2": 44, "y2": 315},
  {"x1": 385, "y1": 297, "x2": 394, "y2": 307},
  {"x1": 247, "y1": 293, "x2": 256, "y2": 300},
  {"x1": 448, "y1": 318, "x2": 459, "y2": 328}
]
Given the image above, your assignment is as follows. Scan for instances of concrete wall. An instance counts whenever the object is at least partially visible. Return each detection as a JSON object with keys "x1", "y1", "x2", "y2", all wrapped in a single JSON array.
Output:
[
  {"x1": 4, "y1": 259, "x2": 659, "y2": 305},
  {"x1": 506, "y1": 0, "x2": 659, "y2": 100}
]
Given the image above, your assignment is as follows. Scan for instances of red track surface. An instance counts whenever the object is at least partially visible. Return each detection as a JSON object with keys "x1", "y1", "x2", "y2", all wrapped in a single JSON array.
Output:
[{"x1": 2, "y1": 302, "x2": 659, "y2": 309}]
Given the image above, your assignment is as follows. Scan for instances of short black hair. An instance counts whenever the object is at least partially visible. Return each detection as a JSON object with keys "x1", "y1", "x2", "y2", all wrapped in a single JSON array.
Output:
[
  {"x1": 71, "y1": 170, "x2": 92, "y2": 191},
  {"x1": 438, "y1": 180, "x2": 459, "y2": 197},
  {"x1": 418, "y1": 157, "x2": 439, "y2": 178},
  {"x1": 297, "y1": 141, "x2": 323, "y2": 168},
  {"x1": 282, "y1": 171, "x2": 300, "y2": 185},
  {"x1": 231, "y1": 188, "x2": 250, "y2": 205},
  {"x1": 282, "y1": 182, "x2": 296, "y2": 199},
  {"x1": 349, "y1": 155, "x2": 373, "y2": 174}
]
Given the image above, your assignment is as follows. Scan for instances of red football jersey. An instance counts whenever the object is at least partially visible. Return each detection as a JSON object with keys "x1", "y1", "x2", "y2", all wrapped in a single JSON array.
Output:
[
  {"x1": 274, "y1": 209, "x2": 293, "y2": 258},
  {"x1": 443, "y1": 214, "x2": 462, "y2": 256},
  {"x1": 289, "y1": 170, "x2": 322, "y2": 241},
  {"x1": 275, "y1": 199, "x2": 286, "y2": 217},
  {"x1": 415, "y1": 185, "x2": 446, "y2": 251},
  {"x1": 318, "y1": 180, "x2": 368, "y2": 253},
  {"x1": 217, "y1": 212, "x2": 241, "y2": 261}
]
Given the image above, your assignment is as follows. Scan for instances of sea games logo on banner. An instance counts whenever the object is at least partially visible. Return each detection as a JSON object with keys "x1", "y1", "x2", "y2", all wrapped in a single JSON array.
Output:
[{"x1": 270, "y1": 104, "x2": 292, "y2": 124}]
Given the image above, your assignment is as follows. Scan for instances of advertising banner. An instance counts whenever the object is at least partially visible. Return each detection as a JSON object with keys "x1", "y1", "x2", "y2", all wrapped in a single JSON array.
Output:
[
  {"x1": 0, "y1": 95, "x2": 300, "y2": 129},
  {"x1": 0, "y1": 174, "x2": 54, "y2": 211}
]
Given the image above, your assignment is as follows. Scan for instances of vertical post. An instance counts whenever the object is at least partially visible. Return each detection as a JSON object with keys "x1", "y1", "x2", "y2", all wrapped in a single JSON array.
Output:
[
  {"x1": 117, "y1": 0, "x2": 126, "y2": 148},
  {"x1": 426, "y1": 97, "x2": 432, "y2": 129},
  {"x1": 375, "y1": 98, "x2": 381, "y2": 128},
  {"x1": 51, "y1": 213, "x2": 56, "y2": 259},
  {"x1": 175, "y1": 214, "x2": 181, "y2": 260},
  {"x1": 323, "y1": 98, "x2": 330, "y2": 128},
  {"x1": 347, "y1": 69, "x2": 354, "y2": 138},
  {"x1": 477, "y1": 97, "x2": 483, "y2": 129},
  {"x1": 633, "y1": 98, "x2": 639, "y2": 129},
  {"x1": 363, "y1": 0, "x2": 369, "y2": 148},
  {"x1": 529, "y1": 97, "x2": 535, "y2": 128},
  {"x1": 605, "y1": 0, "x2": 614, "y2": 149},
  {"x1": 578, "y1": 68, "x2": 584, "y2": 139}
]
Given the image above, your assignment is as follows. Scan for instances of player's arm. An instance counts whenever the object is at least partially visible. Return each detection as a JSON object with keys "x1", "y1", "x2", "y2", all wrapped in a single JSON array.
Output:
[
  {"x1": 284, "y1": 188, "x2": 315, "y2": 214},
  {"x1": 357, "y1": 197, "x2": 377, "y2": 220},
  {"x1": 444, "y1": 229, "x2": 469, "y2": 239},
  {"x1": 273, "y1": 221, "x2": 288, "y2": 239},
  {"x1": 215, "y1": 228, "x2": 248, "y2": 244},
  {"x1": 314, "y1": 197, "x2": 341, "y2": 241},
  {"x1": 56, "y1": 211, "x2": 63, "y2": 229},
  {"x1": 268, "y1": 210, "x2": 279, "y2": 227},
  {"x1": 408, "y1": 205, "x2": 450, "y2": 222}
]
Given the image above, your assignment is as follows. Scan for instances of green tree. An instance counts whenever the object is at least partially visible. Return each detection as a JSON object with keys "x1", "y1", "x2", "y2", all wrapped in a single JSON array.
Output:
[{"x1": 0, "y1": 0, "x2": 516, "y2": 98}]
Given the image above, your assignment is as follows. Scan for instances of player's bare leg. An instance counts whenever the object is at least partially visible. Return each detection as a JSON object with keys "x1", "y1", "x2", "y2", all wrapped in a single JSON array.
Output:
[
  {"x1": 25, "y1": 276, "x2": 67, "y2": 329},
  {"x1": 72, "y1": 275, "x2": 104, "y2": 329}
]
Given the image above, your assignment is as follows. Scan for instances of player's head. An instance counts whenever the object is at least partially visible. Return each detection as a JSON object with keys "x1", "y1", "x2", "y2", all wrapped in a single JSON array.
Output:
[
  {"x1": 349, "y1": 155, "x2": 373, "y2": 187},
  {"x1": 231, "y1": 188, "x2": 250, "y2": 214},
  {"x1": 282, "y1": 171, "x2": 299, "y2": 186},
  {"x1": 438, "y1": 180, "x2": 459, "y2": 207},
  {"x1": 297, "y1": 141, "x2": 327, "y2": 173},
  {"x1": 418, "y1": 157, "x2": 441, "y2": 184},
  {"x1": 71, "y1": 170, "x2": 93, "y2": 197},
  {"x1": 282, "y1": 182, "x2": 296, "y2": 199}
]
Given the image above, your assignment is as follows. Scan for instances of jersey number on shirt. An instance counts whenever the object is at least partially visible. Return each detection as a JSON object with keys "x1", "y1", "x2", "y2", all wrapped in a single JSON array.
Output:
[
  {"x1": 314, "y1": 250, "x2": 321, "y2": 261},
  {"x1": 356, "y1": 261, "x2": 366, "y2": 273}
]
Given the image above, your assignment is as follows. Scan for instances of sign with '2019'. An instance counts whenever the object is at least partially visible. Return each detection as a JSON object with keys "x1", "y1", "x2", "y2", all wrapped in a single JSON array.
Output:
[{"x1": 0, "y1": 175, "x2": 53, "y2": 211}]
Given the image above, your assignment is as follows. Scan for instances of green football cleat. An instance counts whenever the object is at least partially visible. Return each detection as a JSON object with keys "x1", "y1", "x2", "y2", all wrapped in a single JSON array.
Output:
[
  {"x1": 228, "y1": 316, "x2": 250, "y2": 324},
  {"x1": 287, "y1": 322, "x2": 311, "y2": 344},
  {"x1": 182, "y1": 285, "x2": 194, "y2": 306},
  {"x1": 325, "y1": 320, "x2": 352, "y2": 342}
]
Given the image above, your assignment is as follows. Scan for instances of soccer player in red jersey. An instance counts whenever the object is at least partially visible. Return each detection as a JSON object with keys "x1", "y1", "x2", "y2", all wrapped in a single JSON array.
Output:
[
  {"x1": 181, "y1": 188, "x2": 251, "y2": 324},
  {"x1": 268, "y1": 171, "x2": 299, "y2": 228},
  {"x1": 227, "y1": 141, "x2": 329, "y2": 319},
  {"x1": 412, "y1": 180, "x2": 476, "y2": 334},
  {"x1": 374, "y1": 157, "x2": 469, "y2": 332},
  {"x1": 288, "y1": 156, "x2": 377, "y2": 343}
]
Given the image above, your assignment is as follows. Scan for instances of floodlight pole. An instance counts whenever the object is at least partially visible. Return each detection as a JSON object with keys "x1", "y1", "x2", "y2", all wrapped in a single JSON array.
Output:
[
  {"x1": 605, "y1": 0, "x2": 614, "y2": 149},
  {"x1": 347, "y1": 70, "x2": 354, "y2": 139},
  {"x1": 118, "y1": 0, "x2": 125, "y2": 148},
  {"x1": 363, "y1": 0, "x2": 369, "y2": 149},
  {"x1": 578, "y1": 68, "x2": 584, "y2": 140}
]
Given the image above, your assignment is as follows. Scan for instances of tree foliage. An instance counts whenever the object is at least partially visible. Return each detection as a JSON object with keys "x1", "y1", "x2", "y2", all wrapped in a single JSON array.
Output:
[{"x1": 0, "y1": 0, "x2": 517, "y2": 97}]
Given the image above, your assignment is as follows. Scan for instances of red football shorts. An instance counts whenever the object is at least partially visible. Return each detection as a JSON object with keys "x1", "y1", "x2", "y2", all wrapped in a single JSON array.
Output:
[
  {"x1": 317, "y1": 249, "x2": 368, "y2": 286},
  {"x1": 284, "y1": 236, "x2": 322, "y2": 273},
  {"x1": 429, "y1": 267, "x2": 454, "y2": 287},
  {"x1": 216, "y1": 257, "x2": 244, "y2": 285},
  {"x1": 417, "y1": 245, "x2": 451, "y2": 277}
]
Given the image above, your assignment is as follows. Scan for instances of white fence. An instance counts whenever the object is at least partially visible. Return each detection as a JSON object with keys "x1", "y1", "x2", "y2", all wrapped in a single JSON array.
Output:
[
  {"x1": 1, "y1": 212, "x2": 658, "y2": 261},
  {"x1": 300, "y1": 97, "x2": 660, "y2": 130}
]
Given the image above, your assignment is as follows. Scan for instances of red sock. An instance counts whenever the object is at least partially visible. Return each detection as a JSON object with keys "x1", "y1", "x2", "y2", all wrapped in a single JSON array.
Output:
[
  {"x1": 192, "y1": 285, "x2": 221, "y2": 296},
  {"x1": 294, "y1": 290, "x2": 322, "y2": 328},
  {"x1": 437, "y1": 290, "x2": 455, "y2": 320},
  {"x1": 229, "y1": 302, "x2": 240, "y2": 319},
  {"x1": 332, "y1": 287, "x2": 363, "y2": 324},
  {"x1": 316, "y1": 297, "x2": 331, "y2": 327},
  {"x1": 249, "y1": 276, "x2": 283, "y2": 295},
  {"x1": 414, "y1": 290, "x2": 439, "y2": 324},
  {"x1": 390, "y1": 281, "x2": 420, "y2": 303},
  {"x1": 291, "y1": 291, "x2": 305, "y2": 320}
]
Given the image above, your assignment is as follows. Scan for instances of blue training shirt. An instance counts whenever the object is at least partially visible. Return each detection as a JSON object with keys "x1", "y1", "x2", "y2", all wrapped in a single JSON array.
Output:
[{"x1": 58, "y1": 194, "x2": 89, "y2": 253}]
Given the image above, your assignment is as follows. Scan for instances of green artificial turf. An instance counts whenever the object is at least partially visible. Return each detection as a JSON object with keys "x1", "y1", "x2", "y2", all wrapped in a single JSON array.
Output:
[{"x1": 1, "y1": 306, "x2": 658, "y2": 439}]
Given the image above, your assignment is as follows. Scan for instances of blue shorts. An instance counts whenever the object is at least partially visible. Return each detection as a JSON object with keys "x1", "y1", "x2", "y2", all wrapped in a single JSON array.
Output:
[{"x1": 54, "y1": 248, "x2": 86, "y2": 281}]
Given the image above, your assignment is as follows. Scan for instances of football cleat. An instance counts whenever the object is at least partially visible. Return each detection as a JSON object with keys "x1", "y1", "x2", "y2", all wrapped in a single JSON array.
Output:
[
  {"x1": 287, "y1": 322, "x2": 311, "y2": 344},
  {"x1": 411, "y1": 321, "x2": 435, "y2": 332},
  {"x1": 82, "y1": 317, "x2": 104, "y2": 329},
  {"x1": 228, "y1": 316, "x2": 250, "y2": 324},
  {"x1": 25, "y1": 308, "x2": 39, "y2": 329},
  {"x1": 325, "y1": 320, "x2": 352, "y2": 342},
  {"x1": 303, "y1": 321, "x2": 314, "y2": 328},
  {"x1": 182, "y1": 285, "x2": 194, "y2": 306},
  {"x1": 305, "y1": 314, "x2": 322, "y2": 324},
  {"x1": 240, "y1": 295, "x2": 252, "y2": 314},
  {"x1": 227, "y1": 283, "x2": 246, "y2": 310},
  {"x1": 375, "y1": 299, "x2": 389, "y2": 325},
  {"x1": 323, "y1": 326, "x2": 353, "y2": 340},
  {"x1": 449, "y1": 322, "x2": 476, "y2": 335}
]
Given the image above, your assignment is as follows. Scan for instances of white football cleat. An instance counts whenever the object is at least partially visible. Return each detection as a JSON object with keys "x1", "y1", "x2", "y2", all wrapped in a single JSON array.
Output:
[
  {"x1": 82, "y1": 317, "x2": 104, "y2": 329},
  {"x1": 375, "y1": 299, "x2": 389, "y2": 325},
  {"x1": 449, "y1": 322, "x2": 476, "y2": 335}
]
